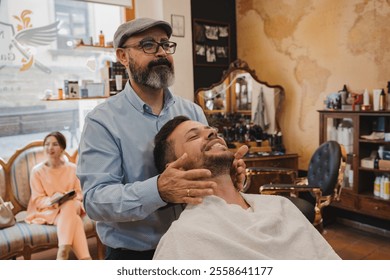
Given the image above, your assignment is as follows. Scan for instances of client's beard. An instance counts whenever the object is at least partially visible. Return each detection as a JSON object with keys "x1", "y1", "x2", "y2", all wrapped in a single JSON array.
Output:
[
  {"x1": 197, "y1": 152, "x2": 235, "y2": 177},
  {"x1": 128, "y1": 58, "x2": 175, "y2": 89},
  {"x1": 183, "y1": 152, "x2": 234, "y2": 177}
]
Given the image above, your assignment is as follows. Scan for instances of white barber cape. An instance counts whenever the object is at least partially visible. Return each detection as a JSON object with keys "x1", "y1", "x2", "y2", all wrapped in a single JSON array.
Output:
[{"x1": 153, "y1": 193, "x2": 340, "y2": 260}]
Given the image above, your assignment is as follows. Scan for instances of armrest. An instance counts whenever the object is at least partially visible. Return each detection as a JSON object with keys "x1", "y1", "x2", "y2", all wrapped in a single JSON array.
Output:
[
  {"x1": 259, "y1": 184, "x2": 321, "y2": 196},
  {"x1": 260, "y1": 184, "x2": 322, "y2": 213},
  {"x1": 243, "y1": 167, "x2": 297, "y2": 193}
]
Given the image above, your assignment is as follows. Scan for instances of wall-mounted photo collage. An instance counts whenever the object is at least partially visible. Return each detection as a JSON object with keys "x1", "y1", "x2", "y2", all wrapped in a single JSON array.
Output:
[{"x1": 193, "y1": 19, "x2": 230, "y2": 67}]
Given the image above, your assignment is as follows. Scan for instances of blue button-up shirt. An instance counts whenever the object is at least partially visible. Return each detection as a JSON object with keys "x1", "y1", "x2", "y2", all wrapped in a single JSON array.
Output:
[{"x1": 77, "y1": 82, "x2": 207, "y2": 250}]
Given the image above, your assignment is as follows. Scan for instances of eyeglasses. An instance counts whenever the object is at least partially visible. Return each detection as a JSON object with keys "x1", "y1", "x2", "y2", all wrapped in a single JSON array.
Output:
[{"x1": 122, "y1": 40, "x2": 177, "y2": 54}]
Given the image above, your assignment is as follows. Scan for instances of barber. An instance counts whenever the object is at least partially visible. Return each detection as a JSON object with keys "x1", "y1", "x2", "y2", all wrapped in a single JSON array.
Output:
[{"x1": 77, "y1": 17, "x2": 247, "y2": 260}]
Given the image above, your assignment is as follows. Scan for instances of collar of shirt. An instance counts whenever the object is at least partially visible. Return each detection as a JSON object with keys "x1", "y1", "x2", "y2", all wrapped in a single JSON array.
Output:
[{"x1": 124, "y1": 82, "x2": 175, "y2": 115}]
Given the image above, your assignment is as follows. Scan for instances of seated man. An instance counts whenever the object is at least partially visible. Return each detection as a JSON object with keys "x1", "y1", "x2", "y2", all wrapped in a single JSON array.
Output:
[{"x1": 152, "y1": 116, "x2": 340, "y2": 260}]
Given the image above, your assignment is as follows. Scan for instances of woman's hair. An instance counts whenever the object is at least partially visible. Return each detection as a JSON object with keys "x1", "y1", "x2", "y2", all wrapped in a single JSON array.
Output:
[
  {"x1": 43, "y1": 131, "x2": 67, "y2": 150},
  {"x1": 154, "y1": 115, "x2": 190, "y2": 173}
]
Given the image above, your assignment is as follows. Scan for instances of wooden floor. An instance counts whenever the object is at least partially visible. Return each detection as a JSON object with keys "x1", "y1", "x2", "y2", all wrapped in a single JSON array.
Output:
[
  {"x1": 323, "y1": 222, "x2": 390, "y2": 260},
  {"x1": 19, "y1": 221, "x2": 390, "y2": 260}
]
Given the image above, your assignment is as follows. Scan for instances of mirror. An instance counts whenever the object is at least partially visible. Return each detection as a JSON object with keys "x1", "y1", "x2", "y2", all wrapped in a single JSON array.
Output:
[{"x1": 195, "y1": 59, "x2": 285, "y2": 135}]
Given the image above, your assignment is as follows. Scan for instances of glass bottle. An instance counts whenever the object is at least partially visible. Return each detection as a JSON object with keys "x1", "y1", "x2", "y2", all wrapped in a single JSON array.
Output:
[
  {"x1": 374, "y1": 176, "x2": 381, "y2": 197},
  {"x1": 387, "y1": 81, "x2": 390, "y2": 110},
  {"x1": 384, "y1": 176, "x2": 390, "y2": 200},
  {"x1": 339, "y1": 84, "x2": 348, "y2": 105},
  {"x1": 374, "y1": 153, "x2": 380, "y2": 169},
  {"x1": 99, "y1": 30, "x2": 105, "y2": 47},
  {"x1": 378, "y1": 145, "x2": 384, "y2": 159},
  {"x1": 379, "y1": 88, "x2": 385, "y2": 110}
]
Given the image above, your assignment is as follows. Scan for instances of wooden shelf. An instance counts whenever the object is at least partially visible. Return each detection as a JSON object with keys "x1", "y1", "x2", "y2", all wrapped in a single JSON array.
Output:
[
  {"x1": 76, "y1": 44, "x2": 114, "y2": 52},
  {"x1": 319, "y1": 110, "x2": 390, "y2": 221},
  {"x1": 43, "y1": 96, "x2": 108, "y2": 101},
  {"x1": 359, "y1": 167, "x2": 390, "y2": 173},
  {"x1": 359, "y1": 139, "x2": 389, "y2": 144}
]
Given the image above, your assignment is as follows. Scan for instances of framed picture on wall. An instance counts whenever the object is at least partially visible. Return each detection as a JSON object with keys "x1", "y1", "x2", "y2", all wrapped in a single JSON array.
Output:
[
  {"x1": 192, "y1": 18, "x2": 230, "y2": 67},
  {"x1": 171, "y1": 14, "x2": 185, "y2": 37}
]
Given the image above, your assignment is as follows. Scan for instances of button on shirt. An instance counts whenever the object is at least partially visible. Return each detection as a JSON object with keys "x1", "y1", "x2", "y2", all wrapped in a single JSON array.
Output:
[{"x1": 77, "y1": 82, "x2": 208, "y2": 251}]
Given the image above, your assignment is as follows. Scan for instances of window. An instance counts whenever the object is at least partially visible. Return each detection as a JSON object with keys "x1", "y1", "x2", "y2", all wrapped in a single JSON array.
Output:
[
  {"x1": 55, "y1": 0, "x2": 90, "y2": 49},
  {"x1": 0, "y1": 0, "x2": 123, "y2": 159}
]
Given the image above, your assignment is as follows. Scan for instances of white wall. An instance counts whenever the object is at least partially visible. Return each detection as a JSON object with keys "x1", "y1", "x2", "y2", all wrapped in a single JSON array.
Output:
[
  {"x1": 134, "y1": 0, "x2": 194, "y2": 101},
  {"x1": 134, "y1": 0, "x2": 164, "y2": 18}
]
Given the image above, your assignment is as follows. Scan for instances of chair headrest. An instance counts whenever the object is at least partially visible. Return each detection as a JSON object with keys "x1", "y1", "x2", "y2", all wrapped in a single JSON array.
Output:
[{"x1": 307, "y1": 141, "x2": 341, "y2": 196}]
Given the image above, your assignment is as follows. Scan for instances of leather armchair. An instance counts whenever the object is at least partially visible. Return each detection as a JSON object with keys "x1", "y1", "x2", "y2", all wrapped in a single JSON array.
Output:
[{"x1": 247, "y1": 141, "x2": 346, "y2": 231}]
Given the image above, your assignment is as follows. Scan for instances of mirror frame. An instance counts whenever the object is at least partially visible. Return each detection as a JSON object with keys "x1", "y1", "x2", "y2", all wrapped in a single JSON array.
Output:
[{"x1": 194, "y1": 59, "x2": 285, "y2": 132}]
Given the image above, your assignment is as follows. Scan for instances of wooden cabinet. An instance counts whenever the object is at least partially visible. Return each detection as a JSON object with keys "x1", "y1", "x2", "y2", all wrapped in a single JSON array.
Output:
[
  {"x1": 318, "y1": 110, "x2": 390, "y2": 221},
  {"x1": 244, "y1": 153, "x2": 298, "y2": 169}
]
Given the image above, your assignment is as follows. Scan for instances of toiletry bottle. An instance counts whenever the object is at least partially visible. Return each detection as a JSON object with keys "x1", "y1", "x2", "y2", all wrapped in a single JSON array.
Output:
[
  {"x1": 339, "y1": 84, "x2": 348, "y2": 105},
  {"x1": 342, "y1": 84, "x2": 348, "y2": 95},
  {"x1": 387, "y1": 81, "x2": 390, "y2": 110},
  {"x1": 383, "y1": 176, "x2": 390, "y2": 200},
  {"x1": 374, "y1": 176, "x2": 381, "y2": 197},
  {"x1": 99, "y1": 30, "x2": 105, "y2": 47},
  {"x1": 379, "y1": 88, "x2": 386, "y2": 110},
  {"x1": 374, "y1": 153, "x2": 380, "y2": 169},
  {"x1": 380, "y1": 175, "x2": 385, "y2": 198},
  {"x1": 378, "y1": 145, "x2": 384, "y2": 159},
  {"x1": 348, "y1": 168, "x2": 353, "y2": 188},
  {"x1": 363, "y1": 88, "x2": 370, "y2": 106}
]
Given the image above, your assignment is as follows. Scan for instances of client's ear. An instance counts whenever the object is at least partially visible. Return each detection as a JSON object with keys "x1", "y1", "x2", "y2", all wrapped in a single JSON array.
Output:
[
  {"x1": 165, "y1": 160, "x2": 185, "y2": 171},
  {"x1": 165, "y1": 161, "x2": 175, "y2": 169}
]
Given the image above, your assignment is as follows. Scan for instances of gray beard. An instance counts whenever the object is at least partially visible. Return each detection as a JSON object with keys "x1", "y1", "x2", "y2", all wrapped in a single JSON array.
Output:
[{"x1": 129, "y1": 60, "x2": 175, "y2": 89}]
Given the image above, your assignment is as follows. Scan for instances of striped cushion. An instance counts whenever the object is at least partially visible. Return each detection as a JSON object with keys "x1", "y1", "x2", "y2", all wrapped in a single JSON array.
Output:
[
  {"x1": 0, "y1": 224, "x2": 26, "y2": 259},
  {"x1": 10, "y1": 147, "x2": 45, "y2": 209},
  {"x1": 19, "y1": 215, "x2": 96, "y2": 248},
  {"x1": 0, "y1": 215, "x2": 96, "y2": 259},
  {"x1": 17, "y1": 222, "x2": 58, "y2": 247}
]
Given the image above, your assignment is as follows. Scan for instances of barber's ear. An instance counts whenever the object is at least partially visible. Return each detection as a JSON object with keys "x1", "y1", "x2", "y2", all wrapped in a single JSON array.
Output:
[{"x1": 116, "y1": 49, "x2": 127, "y2": 65}]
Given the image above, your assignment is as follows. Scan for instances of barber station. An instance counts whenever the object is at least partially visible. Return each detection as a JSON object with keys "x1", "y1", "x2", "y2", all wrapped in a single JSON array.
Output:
[{"x1": 0, "y1": 0, "x2": 390, "y2": 264}]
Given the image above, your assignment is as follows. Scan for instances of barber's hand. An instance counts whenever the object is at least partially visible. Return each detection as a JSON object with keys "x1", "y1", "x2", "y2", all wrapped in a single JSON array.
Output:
[
  {"x1": 157, "y1": 153, "x2": 216, "y2": 205},
  {"x1": 231, "y1": 145, "x2": 249, "y2": 191}
]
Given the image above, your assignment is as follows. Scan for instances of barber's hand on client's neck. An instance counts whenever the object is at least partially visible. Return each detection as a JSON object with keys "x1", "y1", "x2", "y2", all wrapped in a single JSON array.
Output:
[{"x1": 157, "y1": 153, "x2": 216, "y2": 205}]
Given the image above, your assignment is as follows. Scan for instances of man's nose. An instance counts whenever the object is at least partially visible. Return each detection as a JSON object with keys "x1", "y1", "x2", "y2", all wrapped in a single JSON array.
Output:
[{"x1": 207, "y1": 129, "x2": 218, "y2": 139}]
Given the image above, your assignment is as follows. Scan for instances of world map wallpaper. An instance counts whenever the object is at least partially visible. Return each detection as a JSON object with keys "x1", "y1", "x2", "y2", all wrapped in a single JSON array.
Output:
[{"x1": 237, "y1": 0, "x2": 390, "y2": 167}]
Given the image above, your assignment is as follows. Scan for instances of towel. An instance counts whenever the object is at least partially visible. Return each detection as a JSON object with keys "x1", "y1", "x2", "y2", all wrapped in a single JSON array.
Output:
[{"x1": 153, "y1": 193, "x2": 340, "y2": 260}]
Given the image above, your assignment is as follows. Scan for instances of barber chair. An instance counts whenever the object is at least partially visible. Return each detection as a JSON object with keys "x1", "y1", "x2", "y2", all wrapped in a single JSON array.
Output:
[
  {"x1": 246, "y1": 141, "x2": 346, "y2": 232},
  {"x1": 244, "y1": 167, "x2": 297, "y2": 194}
]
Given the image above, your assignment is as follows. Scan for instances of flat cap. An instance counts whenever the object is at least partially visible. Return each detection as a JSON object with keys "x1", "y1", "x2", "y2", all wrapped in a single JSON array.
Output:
[{"x1": 113, "y1": 17, "x2": 172, "y2": 49}]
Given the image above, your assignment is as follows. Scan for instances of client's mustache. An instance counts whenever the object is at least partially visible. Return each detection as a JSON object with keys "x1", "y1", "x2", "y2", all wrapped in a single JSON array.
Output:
[{"x1": 148, "y1": 58, "x2": 172, "y2": 68}]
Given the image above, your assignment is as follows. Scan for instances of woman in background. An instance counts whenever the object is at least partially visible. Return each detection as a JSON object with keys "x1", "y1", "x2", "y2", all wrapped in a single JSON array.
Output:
[{"x1": 25, "y1": 131, "x2": 91, "y2": 260}]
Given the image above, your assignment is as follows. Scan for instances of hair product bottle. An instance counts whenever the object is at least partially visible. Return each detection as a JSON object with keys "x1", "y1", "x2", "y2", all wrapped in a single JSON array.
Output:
[
  {"x1": 99, "y1": 30, "x2": 105, "y2": 47},
  {"x1": 387, "y1": 81, "x2": 390, "y2": 110},
  {"x1": 374, "y1": 176, "x2": 381, "y2": 197},
  {"x1": 379, "y1": 88, "x2": 386, "y2": 110},
  {"x1": 384, "y1": 176, "x2": 390, "y2": 200}
]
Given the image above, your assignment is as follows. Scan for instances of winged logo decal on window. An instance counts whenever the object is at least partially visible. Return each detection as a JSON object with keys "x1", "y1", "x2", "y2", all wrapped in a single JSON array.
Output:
[{"x1": 0, "y1": 10, "x2": 60, "y2": 73}]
